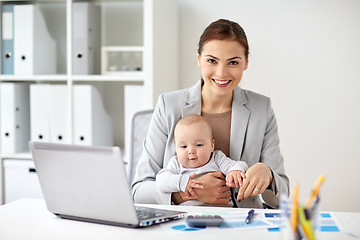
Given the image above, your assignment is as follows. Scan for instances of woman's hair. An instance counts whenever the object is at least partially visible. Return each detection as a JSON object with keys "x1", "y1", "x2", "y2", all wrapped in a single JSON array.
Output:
[{"x1": 198, "y1": 19, "x2": 249, "y2": 60}]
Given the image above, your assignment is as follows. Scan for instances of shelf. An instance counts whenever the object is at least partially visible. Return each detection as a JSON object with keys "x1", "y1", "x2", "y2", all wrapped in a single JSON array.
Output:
[
  {"x1": 71, "y1": 74, "x2": 145, "y2": 82},
  {"x1": 0, "y1": 153, "x2": 32, "y2": 160},
  {"x1": 0, "y1": 75, "x2": 68, "y2": 82}
]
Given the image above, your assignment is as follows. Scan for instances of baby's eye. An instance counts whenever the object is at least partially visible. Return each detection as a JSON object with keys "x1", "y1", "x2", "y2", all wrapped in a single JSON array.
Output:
[
  {"x1": 196, "y1": 144, "x2": 204, "y2": 147},
  {"x1": 180, "y1": 145, "x2": 187, "y2": 149}
]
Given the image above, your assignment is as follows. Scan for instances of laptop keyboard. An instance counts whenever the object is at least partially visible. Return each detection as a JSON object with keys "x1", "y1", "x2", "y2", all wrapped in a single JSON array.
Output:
[{"x1": 135, "y1": 207, "x2": 165, "y2": 220}]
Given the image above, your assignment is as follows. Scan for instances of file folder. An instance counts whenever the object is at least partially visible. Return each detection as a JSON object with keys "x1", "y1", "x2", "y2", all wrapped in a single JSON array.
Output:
[
  {"x1": 72, "y1": 2, "x2": 101, "y2": 74},
  {"x1": 13, "y1": 4, "x2": 56, "y2": 75},
  {"x1": 30, "y1": 84, "x2": 51, "y2": 142},
  {"x1": 73, "y1": 85, "x2": 113, "y2": 146},
  {"x1": 49, "y1": 85, "x2": 70, "y2": 144},
  {"x1": 0, "y1": 83, "x2": 30, "y2": 154},
  {"x1": 1, "y1": 4, "x2": 14, "y2": 74}
]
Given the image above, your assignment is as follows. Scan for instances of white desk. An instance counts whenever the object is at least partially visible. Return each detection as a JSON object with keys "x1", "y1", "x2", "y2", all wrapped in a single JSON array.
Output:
[{"x1": 0, "y1": 199, "x2": 359, "y2": 240}]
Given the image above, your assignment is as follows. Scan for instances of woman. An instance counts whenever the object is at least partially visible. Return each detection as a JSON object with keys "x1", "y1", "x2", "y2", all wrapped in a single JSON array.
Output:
[{"x1": 131, "y1": 19, "x2": 289, "y2": 208}]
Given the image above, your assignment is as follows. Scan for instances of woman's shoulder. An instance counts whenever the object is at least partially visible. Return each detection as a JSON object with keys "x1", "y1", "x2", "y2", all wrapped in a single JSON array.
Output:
[
  {"x1": 160, "y1": 81, "x2": 200, "y2": 100},
  {"x1": 160, "y1": 87, "x2": 189, "y2": 100},
  {"x1": 240, "y1": 88, "x2": 270, "y2": 102},
  {"x1": 236, "y1": 87, "x2": 271, "y2": 109}
]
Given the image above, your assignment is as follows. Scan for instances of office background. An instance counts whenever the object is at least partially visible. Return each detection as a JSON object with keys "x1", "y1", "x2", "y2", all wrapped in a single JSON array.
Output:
[
  {"x1": 177, "y1": 0, "x2": 360, "y2": 212},
  {"x1": 1, "y1": 0, "x2": 359, "y2": 213}
]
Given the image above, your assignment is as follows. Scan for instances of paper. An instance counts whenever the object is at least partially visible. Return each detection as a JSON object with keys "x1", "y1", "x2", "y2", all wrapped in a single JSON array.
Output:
[
  {"x1": 264, "y1": 212, "x2": 344, "y2": 232},
  {"x1": 165, "y1": 210, "x2": 278, "y2": 233}
]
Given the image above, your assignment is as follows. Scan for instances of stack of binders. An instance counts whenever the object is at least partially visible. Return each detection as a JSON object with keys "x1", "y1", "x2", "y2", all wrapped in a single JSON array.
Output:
[
  {"x1": 1, "y1": 4, "x2": 56, "y2": 75},
  {"x1": 0, "y1": 83, "x2": 30, "y2": 154},
  {"x1": 30, "y1": 84, "x2": 113, "y2": 146}
]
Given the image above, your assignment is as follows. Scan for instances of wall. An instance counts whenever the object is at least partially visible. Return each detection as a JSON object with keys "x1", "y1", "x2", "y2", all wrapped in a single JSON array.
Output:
[{"x1": 178, "y1": 0, "x2": 360, "y2": 212}]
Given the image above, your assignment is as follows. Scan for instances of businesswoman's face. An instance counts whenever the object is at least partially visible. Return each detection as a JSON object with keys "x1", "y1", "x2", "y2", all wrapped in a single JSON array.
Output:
[{"x1": 197, "y1": 39, "x2": 248, "y2": 98}]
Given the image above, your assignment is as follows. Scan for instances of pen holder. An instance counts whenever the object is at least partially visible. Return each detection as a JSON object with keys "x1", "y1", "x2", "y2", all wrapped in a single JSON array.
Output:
[{"x1": 280, "y1": 193, "x2": 321, "y2": 240}]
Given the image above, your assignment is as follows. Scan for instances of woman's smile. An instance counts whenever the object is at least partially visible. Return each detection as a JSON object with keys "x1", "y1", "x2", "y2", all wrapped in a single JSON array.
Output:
[{"x1": 212, "y1": 78, "x2": 232, "y2": 87}]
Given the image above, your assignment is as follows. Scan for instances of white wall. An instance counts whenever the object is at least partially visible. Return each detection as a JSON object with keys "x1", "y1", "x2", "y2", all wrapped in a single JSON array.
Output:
[{"x1": 178, "y1": 0, "x2": 360, "y2": 212}]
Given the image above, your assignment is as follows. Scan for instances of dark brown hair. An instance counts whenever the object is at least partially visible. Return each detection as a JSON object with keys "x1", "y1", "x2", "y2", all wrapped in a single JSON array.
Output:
[{"x1": 198, "y1": 19, "x2": 249, "y2": 60}]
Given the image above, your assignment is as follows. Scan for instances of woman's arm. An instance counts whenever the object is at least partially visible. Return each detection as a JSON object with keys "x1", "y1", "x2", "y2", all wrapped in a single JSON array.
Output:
[
  {"x1": 191, "y1": 171, "x2": 232, "y2": 204},
  {"x1": 131, "y1": 95, "x2": 171, "y2": 204},
  {"x1": 236, "y1": 99, "x2": 290, "y2": 207},
  {"x1": 171, "y1": 171, "x2": 231, "y2": 205}
]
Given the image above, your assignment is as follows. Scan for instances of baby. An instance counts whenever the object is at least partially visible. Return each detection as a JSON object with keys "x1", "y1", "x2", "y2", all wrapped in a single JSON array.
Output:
[{"x1": 156, "y1": 114, "x2": 249, "y2": 206}]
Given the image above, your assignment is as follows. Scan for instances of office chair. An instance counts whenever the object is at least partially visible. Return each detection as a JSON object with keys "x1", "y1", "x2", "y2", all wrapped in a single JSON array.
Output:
[{"x1": 127, "y1": 109, "x2": 154, "y2": 185}]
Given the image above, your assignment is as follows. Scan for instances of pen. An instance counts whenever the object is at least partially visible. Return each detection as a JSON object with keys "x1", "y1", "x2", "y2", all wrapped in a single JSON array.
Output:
[
  {"x1": 245, "y1": 209, "x2": 255, "y2": 224},
  {"x1": 306, "y1": 175, "x2": 325, "y2": 208},
  {"x1": 298, "y1": 206, "x2": 315, "y2": 240},
  {"x1": 290, "y1": 184, "x2": 299, "y2": 234}
]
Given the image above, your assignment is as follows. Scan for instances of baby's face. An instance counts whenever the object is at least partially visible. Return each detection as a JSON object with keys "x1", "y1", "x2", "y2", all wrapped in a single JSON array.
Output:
[{"x1": 174, "y1": 122, "x2": 214, "y2": 168}]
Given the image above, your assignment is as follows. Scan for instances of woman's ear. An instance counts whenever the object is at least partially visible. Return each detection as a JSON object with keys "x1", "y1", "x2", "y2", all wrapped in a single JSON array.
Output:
[
  {"x1": 197, "y1": 51, "x2": 201, "y2": 66},
  {"x1": 244, "y1": 58, "x2": 249, "y2": 70}
]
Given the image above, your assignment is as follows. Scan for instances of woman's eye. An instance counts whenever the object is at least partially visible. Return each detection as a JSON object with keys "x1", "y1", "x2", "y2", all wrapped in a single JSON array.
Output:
[
  {"x1": 229, "y1": 61, "x2": 239, "y2": 66},
  {"x1": 207, "y1": 59, "x2": 216, "y2": 64}
]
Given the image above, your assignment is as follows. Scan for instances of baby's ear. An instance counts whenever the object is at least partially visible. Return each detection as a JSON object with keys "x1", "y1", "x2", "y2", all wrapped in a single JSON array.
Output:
[{"x1": 211, "y1": 139, "x2": 215, "y2": 151}]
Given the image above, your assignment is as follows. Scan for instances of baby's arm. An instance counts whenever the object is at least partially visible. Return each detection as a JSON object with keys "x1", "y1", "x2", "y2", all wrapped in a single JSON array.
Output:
[
  {"x1": 226, "y1": 170, "x2": 246, "y2": 187},
  {"x1": 185, "y1": 173, "x2": 204, "y2": 198}
]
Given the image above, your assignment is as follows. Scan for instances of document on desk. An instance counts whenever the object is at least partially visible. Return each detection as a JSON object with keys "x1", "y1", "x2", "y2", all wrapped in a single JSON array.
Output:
[
  {"x1": 264, "y1": 212, "x2": 344, "y2": 233},
  {"x1": 165, "y1": 210, "x2": 344, "y2": 234},
  {"x1": 165, "y1": 210, "x2": 278, "y2": 233}
]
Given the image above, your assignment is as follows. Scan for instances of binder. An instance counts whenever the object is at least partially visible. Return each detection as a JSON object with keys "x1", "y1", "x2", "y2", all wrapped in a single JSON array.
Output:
[
  {"x1": 73, "y1": 85, "x2": 113, "y2": 146},
  {"x1": 72, "y1": 2, "x2": 101, "y2": 74},
  {"x1": 30, "y1": 84, "x2": 51, "y2": 142},
  {"x1": 49, "y1": 85, "x2": 69, "y2": 144},
  {"x1": 1, "y1": 4, "x2": 14, "y2": 74},
  {"x1": 13, "y1": 4, "x2": 56, "y2": 75},
  {"x1": 0, "y1": 83, "x2": 30, "y2": 154}
]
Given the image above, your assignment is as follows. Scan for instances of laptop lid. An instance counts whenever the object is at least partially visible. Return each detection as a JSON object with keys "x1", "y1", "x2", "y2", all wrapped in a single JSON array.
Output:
[{"x1": 29, "y1": 141, "x2": 184, "y2": 227}]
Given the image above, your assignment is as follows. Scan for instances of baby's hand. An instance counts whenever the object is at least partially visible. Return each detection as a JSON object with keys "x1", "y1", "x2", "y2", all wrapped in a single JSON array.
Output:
[
  {"x1": 226, "y1": 170, "x2": 246, "y2": 187},
  {"x1": 185, "y1": 173, "x2": 204, "y2": 198}
]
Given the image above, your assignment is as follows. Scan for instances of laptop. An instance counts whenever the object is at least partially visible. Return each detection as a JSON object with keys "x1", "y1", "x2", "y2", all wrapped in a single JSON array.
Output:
[{"x1": 29, "y1": 141, "x2": 185, "y2": 228}]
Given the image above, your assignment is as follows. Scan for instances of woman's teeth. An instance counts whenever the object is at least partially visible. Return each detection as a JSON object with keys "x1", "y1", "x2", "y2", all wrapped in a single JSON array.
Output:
[{"x1": 213, "y1": 79, "x2": 231, "y2": 85}]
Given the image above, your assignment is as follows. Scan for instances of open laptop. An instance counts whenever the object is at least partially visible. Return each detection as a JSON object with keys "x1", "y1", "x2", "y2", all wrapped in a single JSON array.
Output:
[{"x1": 29, "y1": 141, "x2": 185, "y2": 228}]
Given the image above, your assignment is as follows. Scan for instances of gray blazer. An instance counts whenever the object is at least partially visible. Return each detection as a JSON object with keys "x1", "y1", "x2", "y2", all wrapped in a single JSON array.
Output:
[{"x1": 131, "y1": 81, "x2": 289, "y2": 208}]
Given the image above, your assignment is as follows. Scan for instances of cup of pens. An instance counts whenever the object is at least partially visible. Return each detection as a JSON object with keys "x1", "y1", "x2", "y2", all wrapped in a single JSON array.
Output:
[{"x1": 280, "y1": 175, "x2": 325, "y2": 240}]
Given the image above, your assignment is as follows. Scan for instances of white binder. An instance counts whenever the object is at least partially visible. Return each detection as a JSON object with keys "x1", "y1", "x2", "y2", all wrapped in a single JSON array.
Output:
[
  {"x1": 1, "y1": 4, "x2": 15, "y2": 74},
  {"x1": 0, "y1": 83, "x2": 30, "y2": 154},
  {"x1": 30, "y1": 84, "x2": 51, "y2": 142},
  {"x1": 73, "y1": 85, "x2": 113, "y2": 146},
  {"x1": 72, "y1": 2, "x2": 101, "y2": 75},
  {"x1": 13, "y1": 4, "x2": 56, "y2": 75},
  {"x1": 49, "y1": 85, "x2": 69, "y2": 144}
]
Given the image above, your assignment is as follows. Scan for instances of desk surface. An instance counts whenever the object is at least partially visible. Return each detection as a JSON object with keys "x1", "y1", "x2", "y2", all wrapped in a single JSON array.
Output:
[{"x1": 0, "y1": 199, "x2": 359, "y2": 240}]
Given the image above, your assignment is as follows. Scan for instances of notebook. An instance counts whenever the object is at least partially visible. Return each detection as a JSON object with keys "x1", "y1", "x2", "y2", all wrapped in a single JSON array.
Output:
[{"x1": 29, "y1": 141, "x2": 185, "y2": 228}]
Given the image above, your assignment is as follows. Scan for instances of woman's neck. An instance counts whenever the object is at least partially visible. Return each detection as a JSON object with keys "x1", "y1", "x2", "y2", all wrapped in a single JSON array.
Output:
[{"x1": 201, "y1": 87, "x2": 233, "y2": 114}]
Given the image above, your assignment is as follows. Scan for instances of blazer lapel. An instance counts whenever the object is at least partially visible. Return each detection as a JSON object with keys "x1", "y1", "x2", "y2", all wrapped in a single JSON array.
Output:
[
  {"x1": 230, "y1": 87, "x2": 250, "y2": 161},
  {"x1": 181, "y1": 82, "x2": 250, "y2": 161},
  {"x1": 182, "y1": 81, "x2": 202, "y2": 117}
]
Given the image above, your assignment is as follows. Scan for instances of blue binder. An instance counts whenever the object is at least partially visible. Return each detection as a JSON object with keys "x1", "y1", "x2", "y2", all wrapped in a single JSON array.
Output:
[{"x1": 1, "y1": 4, "x2": 14, "y2": 74}]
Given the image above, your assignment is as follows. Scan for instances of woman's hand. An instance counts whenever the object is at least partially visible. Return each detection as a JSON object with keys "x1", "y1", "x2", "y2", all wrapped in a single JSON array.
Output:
[
  {"x1": 194, "y1": 171, "x2": 232, "y2": 204},
  {"x1": 236, "y1": 163, "x2": 273, "y2": 202}
]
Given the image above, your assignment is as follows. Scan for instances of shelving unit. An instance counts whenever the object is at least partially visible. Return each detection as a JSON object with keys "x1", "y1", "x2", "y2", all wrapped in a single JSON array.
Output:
[{"x1": 0, "y1": 0, "x2": 178, "y2": 204}]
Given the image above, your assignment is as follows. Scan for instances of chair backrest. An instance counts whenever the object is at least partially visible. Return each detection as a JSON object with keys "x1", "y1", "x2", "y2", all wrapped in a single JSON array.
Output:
[{"x1": 127, "y1": 109, "x2": 154, "y2": 184}]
